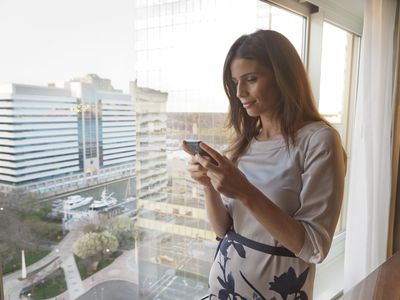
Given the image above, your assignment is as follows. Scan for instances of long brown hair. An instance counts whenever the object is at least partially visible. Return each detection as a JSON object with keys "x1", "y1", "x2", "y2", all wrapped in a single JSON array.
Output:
[{"x1": 223, "y1": 30, "x2": 329, "y2": 163}]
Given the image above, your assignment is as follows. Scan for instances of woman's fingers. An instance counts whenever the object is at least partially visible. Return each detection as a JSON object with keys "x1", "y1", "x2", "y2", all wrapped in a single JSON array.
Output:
[
  {"x1": 182, "y1": 141, "x2": 214, "y2": 188},
  {"x1": 182, "y1": 140, "x2": 195, "y2": 155},
  {"x1": 206, "y1": 170, "x2": 220, "y2": 182},
  {"x1": 199, "y1": 142, "x2": 223, "y2": 165},
  {"x1": 195, "y1": 154, "x2": 219, "y2": 171},
  {"x1": 187, "y1": 162, "x2": 204, "y2": 172}
]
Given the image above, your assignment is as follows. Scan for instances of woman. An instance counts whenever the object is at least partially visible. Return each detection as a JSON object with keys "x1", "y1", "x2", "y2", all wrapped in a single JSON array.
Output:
[{"x1": 183, "y1": 30, "x2": 346, "y2": 300}]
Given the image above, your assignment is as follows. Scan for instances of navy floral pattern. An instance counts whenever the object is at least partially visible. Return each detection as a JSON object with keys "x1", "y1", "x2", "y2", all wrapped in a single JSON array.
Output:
[
  {"x1": 268, "y1": 267, "x2": 309, "y2": 300},
  {"x1": 210, "y1": 237, "x2": 248, "y2": 300},
  {"x1": 210, "y1": 236, "x2": 309, "y2": 300}
]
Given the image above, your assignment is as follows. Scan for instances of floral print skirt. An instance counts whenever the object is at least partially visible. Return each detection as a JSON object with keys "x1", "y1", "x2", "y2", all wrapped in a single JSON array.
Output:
[{"x1": 208, "y1": 231, "x2": 313, "y2": 300}]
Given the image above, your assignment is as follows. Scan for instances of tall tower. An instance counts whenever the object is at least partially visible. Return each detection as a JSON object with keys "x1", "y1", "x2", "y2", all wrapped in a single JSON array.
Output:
[{"x1": 132, "y1": 82, "x2": 169, "y2": 298}]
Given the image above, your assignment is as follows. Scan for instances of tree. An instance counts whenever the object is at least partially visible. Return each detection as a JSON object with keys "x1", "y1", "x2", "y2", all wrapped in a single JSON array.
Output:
[
  {"x1": 0, "y1": 192, "x2": 44, "y2": 252},
  {"x1": 0, "y1": 190, "x2": 38, "y2": 212},
  {"x1": 73, "y1": 231, "x2": 119, "y2": 260},
  {"x1": 108, "y1": 216, "x2": 135, "y2": 241}
]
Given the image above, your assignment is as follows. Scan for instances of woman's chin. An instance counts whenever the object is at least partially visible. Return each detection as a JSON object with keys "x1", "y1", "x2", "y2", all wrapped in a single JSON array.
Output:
[{"x1": 245, "y1": 109, "x2": 260, "y2": 118}]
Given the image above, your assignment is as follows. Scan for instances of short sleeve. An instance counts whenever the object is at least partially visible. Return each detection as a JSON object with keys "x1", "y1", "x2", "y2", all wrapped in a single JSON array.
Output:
[{"x1": 295, "y1": 127, "x2": 346, "y2": 263}]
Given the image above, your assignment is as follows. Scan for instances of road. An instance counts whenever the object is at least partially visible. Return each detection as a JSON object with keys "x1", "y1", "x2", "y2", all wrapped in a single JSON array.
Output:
[{"x1": 77, "y1": 280, "x2": 138, "y2": 300}]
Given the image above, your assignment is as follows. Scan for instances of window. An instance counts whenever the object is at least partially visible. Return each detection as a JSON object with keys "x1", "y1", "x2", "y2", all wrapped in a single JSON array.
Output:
[
  {"x1": 134, "y1": 0, "x2": 308, "y2": 298},
  {"x1": 319, "y1": 22, "x2": 358, "y2": 145},
  {"x1": 0, "y1": 0, "x2": 362, "y2": 299},
  {"x1": 0, "y1": 1, "x2": 137, "y2": 299},
  {"x1": 318, "y1": 21, "x2": 361, "y2": 232},
  {"x1": 310, "y1": 14, "x2": 361, "y2": 300}
]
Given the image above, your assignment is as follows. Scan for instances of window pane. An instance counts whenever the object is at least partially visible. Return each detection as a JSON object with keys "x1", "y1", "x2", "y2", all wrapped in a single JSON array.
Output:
[
  {"x1": 270, "y1": 7, "x2": 305, "y2": 57},
  {"x1": 0, "y1": 0, "x2": 307, "y2": 299},
  {"x1": 319, "y1": 22, "x2": 353, "y2": 139},
  {"x1": 0, "y1": 1, "x2": 137, "y2": 299},
  {"x1": 134, "y1": 0, "x2": 306, "y2": 298},
  {"x1": 318, "y1": 22, "x2": 360, "y2": 232}
]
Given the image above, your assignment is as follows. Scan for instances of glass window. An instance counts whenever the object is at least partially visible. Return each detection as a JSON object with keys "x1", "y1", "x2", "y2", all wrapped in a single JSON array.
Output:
[
  {"x1": 320, "y1": 22, "x2": 352, "y2": 140},
  {"x1": 0, "y1": 1, "x2": 361, "y2": 299},
  {"x1": 0, "y1": 1, "x2": 137, "y2": 299},
  {"x1": 318, "y1": 21, "x2": 360, "y2": 231},
  {"x1": 134, "y1": 0, "x2": 307, "y2": 298}
]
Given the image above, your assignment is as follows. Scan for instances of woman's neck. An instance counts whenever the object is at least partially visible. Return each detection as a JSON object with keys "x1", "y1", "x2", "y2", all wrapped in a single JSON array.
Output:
[{"x1": 257, "y1": 117, "x2": 281, "y2": 141}]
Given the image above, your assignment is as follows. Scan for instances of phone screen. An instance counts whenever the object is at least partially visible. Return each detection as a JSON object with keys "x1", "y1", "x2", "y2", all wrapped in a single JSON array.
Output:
[
  {"x1": 184, "y1": 140, "x2": 217, "y2": 164},
  {"x1": 185, "y1": 140, "x2": 202, "y2": 155}
]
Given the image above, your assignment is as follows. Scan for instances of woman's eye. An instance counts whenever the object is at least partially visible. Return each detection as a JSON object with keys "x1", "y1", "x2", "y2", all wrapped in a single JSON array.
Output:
[{"x1": 247, "y1": 76, "x2": 257, "y2": 82}]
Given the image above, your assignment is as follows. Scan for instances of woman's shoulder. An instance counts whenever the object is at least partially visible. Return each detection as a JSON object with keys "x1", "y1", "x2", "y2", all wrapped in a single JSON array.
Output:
[{"x1": 296, "y1": 121, "x2": 342, "y2": 149}]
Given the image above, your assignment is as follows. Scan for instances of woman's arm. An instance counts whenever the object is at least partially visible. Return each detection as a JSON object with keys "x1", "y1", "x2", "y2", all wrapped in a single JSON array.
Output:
[
  {"x1": 204, "y1": 185, "x2": 232, "y2": 238},
  {"x1": 194, "y1": 143, "x2": 306, "y2": 255},
  {"x1": 197, "y1": 127, "x2": 346, "y2": 262},
  {"x1": 238, "y1": 184, "x2": 305, "y2": 254}
]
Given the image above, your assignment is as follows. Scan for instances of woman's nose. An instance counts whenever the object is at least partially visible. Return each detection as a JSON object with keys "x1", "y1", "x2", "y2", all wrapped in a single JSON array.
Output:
[{"x1": 236, "y1": 82, "x2": 248, "y2": 98}]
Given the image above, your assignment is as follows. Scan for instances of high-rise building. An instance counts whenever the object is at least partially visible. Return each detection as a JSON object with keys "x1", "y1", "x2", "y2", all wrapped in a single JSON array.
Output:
[
  {"x1": 133, "y1": 82, "x2": 168, "y2": 215},
  {"x1": 0, "y1": 83, "x2": 80, "y2": 194},
  {"x1": 0, "y1": 74, "x2": 135, "y2": 196},
  {"x1": 68, "y1": 75, "x2": 136, "y2": 185}
]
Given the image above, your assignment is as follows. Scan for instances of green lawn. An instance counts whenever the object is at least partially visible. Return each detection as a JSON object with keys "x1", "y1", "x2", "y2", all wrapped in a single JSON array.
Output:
[
  {"x1": 22, "y1": 268, "x2": 67, "y2": 300},
  {"x1": 3, "y1": 248, "x2": 50, "y2": 274},
  {"x1": 75, "y1": 251, "x2": 123, "y2": 280},
  {"x1": 75, "y1": 254, "x2": 91, "y2": 280},
  {"x1": 97, "y1": 251, "x2": 123, "y2": 270}
]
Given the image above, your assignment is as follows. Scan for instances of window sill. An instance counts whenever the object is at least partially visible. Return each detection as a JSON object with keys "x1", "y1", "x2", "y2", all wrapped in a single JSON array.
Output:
[{"x1": 314, "y1": 230, "x2": 346, "y2": 300}]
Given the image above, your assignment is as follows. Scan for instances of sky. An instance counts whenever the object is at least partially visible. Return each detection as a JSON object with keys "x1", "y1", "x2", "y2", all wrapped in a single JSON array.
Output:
[
  {"x1": 0, "y1": 0, "x2": 346, "y2": 115},
  {"x1": 0, "y1": 0, "x2": 135, "y2": 93}
]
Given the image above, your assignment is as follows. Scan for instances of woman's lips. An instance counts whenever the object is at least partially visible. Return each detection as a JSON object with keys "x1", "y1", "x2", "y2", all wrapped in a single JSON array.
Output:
[{"x1": 242, "y1": 101, "x2": 256, "y2": 109}]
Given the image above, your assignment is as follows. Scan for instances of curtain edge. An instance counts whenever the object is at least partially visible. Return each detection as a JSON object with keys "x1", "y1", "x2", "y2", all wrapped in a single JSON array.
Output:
[{"x1": 387, "y1": 0, "x2": 400, "y2": 257}]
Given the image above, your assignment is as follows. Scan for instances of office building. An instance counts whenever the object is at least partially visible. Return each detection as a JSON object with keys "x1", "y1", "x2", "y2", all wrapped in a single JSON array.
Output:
[{"x1": 0, "y1": 74, "x2": 135, "y2": 196}]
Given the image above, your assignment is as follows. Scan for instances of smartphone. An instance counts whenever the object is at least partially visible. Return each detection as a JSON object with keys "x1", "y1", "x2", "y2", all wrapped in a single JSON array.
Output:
[{"x1": 184, "y1": 140, "x2": 217, "y2": 165}]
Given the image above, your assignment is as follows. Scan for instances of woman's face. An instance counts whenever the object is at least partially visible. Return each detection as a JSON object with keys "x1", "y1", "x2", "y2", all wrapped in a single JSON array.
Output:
[{"x1": 230, "y1": 58, "x2": 280, "y2": 119}]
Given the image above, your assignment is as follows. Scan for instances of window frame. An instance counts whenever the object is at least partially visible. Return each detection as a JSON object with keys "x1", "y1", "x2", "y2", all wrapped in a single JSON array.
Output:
[
  {"x1": 0, "y1": 1, "x2": 363, "y2": 299},
  {"x1": 262, "y1": 1, "x2": 362, "y2": 299}
]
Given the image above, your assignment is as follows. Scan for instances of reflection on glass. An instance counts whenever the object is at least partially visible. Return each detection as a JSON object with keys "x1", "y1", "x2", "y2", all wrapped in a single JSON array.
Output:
[
  {"x1": 1, "y1": 0, "x2": 307, "y2": 299},
  {"x1": 1, "y1": 76, "x2": 137, "y2": 299},
  {"x1": 134, "y1": 0, "x2": 306, "y2": 298}
]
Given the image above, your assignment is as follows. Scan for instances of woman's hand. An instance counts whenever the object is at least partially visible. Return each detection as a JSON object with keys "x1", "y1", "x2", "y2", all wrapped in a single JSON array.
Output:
[
  {"x1": 194, "y1": 142, "x2": 254, "y2": 200},
  {"x1": 182, "y1": 141, "x2": 212, "y2": 187},
  {"x1": 182, "y1": 141, "x2": 233, "y2": 237}
]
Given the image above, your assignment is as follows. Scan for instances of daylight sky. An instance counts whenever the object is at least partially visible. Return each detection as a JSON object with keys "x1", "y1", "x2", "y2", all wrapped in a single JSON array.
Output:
[
  {"x1": 0, "y1": 0, "x2": 135, "y2": 93},
  {"x1": 0, "y1": 0, "x2": 344, "y2": 114}
]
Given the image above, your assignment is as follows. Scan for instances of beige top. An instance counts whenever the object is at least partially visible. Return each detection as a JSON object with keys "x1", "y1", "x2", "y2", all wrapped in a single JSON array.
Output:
[{"x1": 208, "y1": 122, "x2": 346, "y2": 299}]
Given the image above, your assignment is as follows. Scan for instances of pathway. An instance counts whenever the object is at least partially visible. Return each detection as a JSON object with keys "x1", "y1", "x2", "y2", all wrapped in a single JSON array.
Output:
[
  {"x1": 49, "y1": 249, "x2": 137, "y2": 300},
  {"x1": 3, "y1": 230, "x2": 82, "y2": 300},
  {"x1": 61, "y1": 255, "x2": 85, "y2": 299}
]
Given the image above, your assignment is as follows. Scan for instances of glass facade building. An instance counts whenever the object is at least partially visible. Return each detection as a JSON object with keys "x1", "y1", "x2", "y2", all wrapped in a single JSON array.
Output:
[{"x1": 0, "y1": 75, "x2": 136, "y2": 196}]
